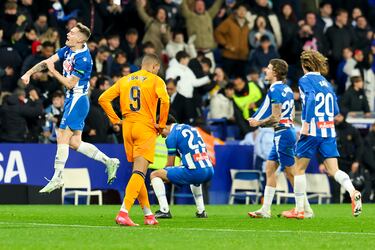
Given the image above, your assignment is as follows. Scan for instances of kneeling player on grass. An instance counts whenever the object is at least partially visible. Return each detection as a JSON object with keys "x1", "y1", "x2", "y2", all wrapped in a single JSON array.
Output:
[
  {"x1": 151, "y1": 115, "x2": 214, "y2": 218},
  {"x1": 247, "y1": 59, "x2": 313, "y2": 218}
]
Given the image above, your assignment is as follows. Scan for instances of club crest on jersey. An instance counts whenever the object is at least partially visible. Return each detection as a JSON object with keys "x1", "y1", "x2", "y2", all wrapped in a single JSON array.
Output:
[{"x1": 63, "y1": 59, "x2": 73, "y2": 74}]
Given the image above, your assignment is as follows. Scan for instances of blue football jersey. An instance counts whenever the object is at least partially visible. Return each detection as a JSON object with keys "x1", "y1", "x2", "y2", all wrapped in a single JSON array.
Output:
[
  {"x1": 165, "y1": 124, "x2": 213, "y2": 169},
  {"x1": 299, "y1": 72, "x2": 339, "y2": 138},
  {"x1": 253, "y1": 81, "x2": 294, "y2": 128},
  {"x1": 57, "y1": 44, "x2": 93, "y2": 99}
]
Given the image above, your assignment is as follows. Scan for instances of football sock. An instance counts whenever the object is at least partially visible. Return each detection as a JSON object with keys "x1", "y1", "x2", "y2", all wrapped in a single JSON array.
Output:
[
  {"x1": 151, "y1": 177, "x2": 169, "y2": 213},
  {"x1": 304, "y1": 193, "x2": 312, "y2": 211},
  {"x1": 77, "y1": 142, "x2": 109, "y2": 164},
  {"x1": 137, "y1": 182, "x2": 152, "y2": 216},
  {"x1": 123, "y1": 171, "x2": 145, "y2": 212},
  {"x1": 52, "y1": 144, "x2": 69, "y2": 179},
  {"x1": 190, "y1": 184, "x2": 205, "y2": 214},
  {"x1": 294, "y1": 174, "x2": 306, "y2": 212},
  {"x1": 262, "y1": 186, "x2": 276, "y2": 212},
  {"x1": 334, "y1": 170, "x2": 355, "y2": 195}
]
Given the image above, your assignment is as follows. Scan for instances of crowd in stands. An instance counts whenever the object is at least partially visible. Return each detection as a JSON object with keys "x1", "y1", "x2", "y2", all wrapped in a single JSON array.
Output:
[{"x1": 0, "y1": 0, "x2": 375, "y2": 202}]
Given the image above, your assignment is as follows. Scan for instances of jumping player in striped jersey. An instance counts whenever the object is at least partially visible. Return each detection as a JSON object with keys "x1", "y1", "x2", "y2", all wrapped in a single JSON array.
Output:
[
  {"x1": 247, "y1": 59, "x2": 312, "y2": 218},
  {"x1": 282, "y1": 50, "x2": 362, "y2": 219},
  {"x1": 21, "y1": 23, "x2": 120, "y2": 193},
  {"x1": 151, "y1": 115, "x2": 214, "y2": 219}
]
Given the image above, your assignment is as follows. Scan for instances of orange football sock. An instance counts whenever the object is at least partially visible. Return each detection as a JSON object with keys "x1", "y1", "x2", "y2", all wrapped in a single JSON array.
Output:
[
  {"x1": 123, "y1": 171, "x2": 145, "y2": 212},
  {"x1": 138, "y1": 182, "x2": 152, "y2": 215}
]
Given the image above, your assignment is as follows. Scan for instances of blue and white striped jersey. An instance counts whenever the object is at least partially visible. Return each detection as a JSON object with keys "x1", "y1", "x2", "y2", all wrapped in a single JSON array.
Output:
[
  {"x1": 56, "y1": 44, "x2": 92, "y2": 99},
  {"x1": 299, "y1": 72, "x2": 339, "y2": 138},
  {"x1": 252, "y1": 81, "x2": 294, "y2": 128},
  {"x1": 166, "y1": 124, "x2": 213, "y2": 169}
]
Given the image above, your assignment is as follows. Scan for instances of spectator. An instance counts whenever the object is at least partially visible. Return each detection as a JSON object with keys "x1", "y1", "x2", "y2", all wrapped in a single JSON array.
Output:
[
  {"x1": 215, "y1": 4, "x2": 250, "y2": 78},
  {"x1": 107, "y1": 34, "x2": 121, "y2": 56},
  {"x1": 166, "y1": 50, "x2": 211, "y2": 123},
  {"x1": 317, "y1": 1, "x2": 333, "y2": 33},
  {"x1": 0, "y1": 88, "x2": 43, "y2": 142},
  {"x1": 33, "y1": 13, "x2": 48, "y2": 36},
  {"x1": 326, "y1": 9, "x2": 357, "y2": 76},
  {"x1": 249, "y1": 15, "x2": 277, "y2": 49},
  {"x1": 250, "y1": 0, "x2": 282, "y2": 48},
  {"x1": 134, "y1": 41, "x2": 157, "y2": 68},
  {"x1": 25, "y1": 88, "x2": 44, "y2": 142},
  {"x1": 21, "y1": 41, "x2": 55, "y2": 76},
  {"x1": 92, "y1": 46, "x2": 110, "y2": 75},
  {"x1": 110, "y1": 50, "x2": 130, "y2": 76},
  {"x1": 336, "y1": 47, "x2": 352, "y2": 95},
  {"x1": 166, "y1": 31, "x2": 197, "y2": 59},
  {"x1": 351, "y1": 7, "x2": 363, "y2": 27},
  {"x1": 354, "y1": 16, "x2": 373, "y2": 56},
  {"x1": 0, "y1": 2, "x2": 20, "y2": 41},
  {"x1": 296, "y1": 24, "x2": 318, "y2": 53},
  {"x1": 208, "y1": 82, "x2": 234, "y2": 120},
  {"x1": 121, "y1": 28, "x2": 142, "y2": 65},
  {"x1": 343, "y1": 49, "x2": 375, "y2": 111},
  {"x1": 158, "y1": 0, "x2": 184, "y2": 30},
  {"x1": 332, "y1": 111, "x2": 364, "y2": 203},
  {"x1": 304, "y1": 12, "x2": 328, "y2": 55},
  {"x1": 13, "y1": 26, "x2": 38, "y2": 59},
  {"x1": 39, "y1": 27, "x2": 61, "y2": 50},
  {"x1": 42, "y1": 90, "x2": 64, "y2": 143},
  {"x1": 278, "y1": 3, "x2": 299, "y2": 64},
  {"x1": 136, "y1": 0, "x2": 171, "y2": 55},
  {"x1": 181, "y1": 0, "x2": 223, "y2": 55},
  {"x1": 248, "y1": 35, "x2": 279, "y2": 73},
  {"x1": 0, "y1": 42, "x2": 23, "y2": 93},
  {"x1": 340, "y1": 76, "x2": 371, "y2": 116}
]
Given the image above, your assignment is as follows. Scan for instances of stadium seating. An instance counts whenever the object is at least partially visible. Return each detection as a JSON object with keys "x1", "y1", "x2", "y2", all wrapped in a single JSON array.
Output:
[
  {"x1": 306, "y1": 173, "x2": 332, "y2": 204},
  {"x1": 62, "y1": 168, "x2": 103, "y2": 205},
  {"x1": 228, "y1": 169, "x2": 262, "y2": 204}
]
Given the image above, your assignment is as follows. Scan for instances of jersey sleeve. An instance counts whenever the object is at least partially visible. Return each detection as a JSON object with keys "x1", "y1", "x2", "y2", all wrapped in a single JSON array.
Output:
[
  {"x1": 165, "y1": 130, "x2": 177, "y2": 156},
  {"x1": 56, "y1": 46, "x2": 68, "y2": 60},
  {"x1": 269, "y1": 87, "x2": 283, "y2": 104},
  {"x1": 155, "y1": 77, "x2": 170, "y2": 128},
  {"x1": 71, "y1": 55, "x2": 90, "y2": 79},
  {"x1": 98, "y1": 81, "x2": 121, "y2": 124},
  {"x1": 299, "y1": 77, "x2": 316, "y2": 123}
]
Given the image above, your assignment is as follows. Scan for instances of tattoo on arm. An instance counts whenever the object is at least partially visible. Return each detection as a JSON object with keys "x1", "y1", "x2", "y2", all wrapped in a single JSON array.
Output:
[
  {"x1": 28, "y1": 61, "x2": 47, "y2": 74},
  {"x1": 258, "y1": 104, "x2": 282, "y2": 127}
]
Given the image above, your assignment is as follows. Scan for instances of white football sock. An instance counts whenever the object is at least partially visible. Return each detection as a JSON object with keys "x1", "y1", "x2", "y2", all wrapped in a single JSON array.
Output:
[
  {"x1": 52, "y1": 144, "x2": 69, "y2": 179},
  {"x1": 120, "y1": 204, "x2": 128, "y2": 213},
  {"x1": 294, "y1": 174, "x2": 306, "y2": 212},
  {"x1": 334, "y1": 170, "x2": 355, "y2": 195},
  {"x1": 142, "y1": 207, "x2": 153, "y2": 216},
  {"x1": 77, "y1": 142, "x2": 109, "y2": 164},
  {"x1": 151, "y1": 177, "x2": 169, "y2": 213},
  {"x1": 304, "y1": 193, "x2": 312, "y2": 211},
  {"x1": 190, "y1": 184, "x2": 205, "y2": 214},
  {"x1": 262, "y1": 186, "x2": 276, "y2": 212}
]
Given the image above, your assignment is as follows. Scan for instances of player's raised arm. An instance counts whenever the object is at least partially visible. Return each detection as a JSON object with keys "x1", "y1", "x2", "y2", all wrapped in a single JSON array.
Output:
[
  {"x1": 21, "y1": 54, "x2": 59, "y2": 85},
  {"x1": 155, "y1": 78, "x2": 170, "y2": 129},
  {"x1": 98, "y1": 81, "x2": 122, "y2": 125}
]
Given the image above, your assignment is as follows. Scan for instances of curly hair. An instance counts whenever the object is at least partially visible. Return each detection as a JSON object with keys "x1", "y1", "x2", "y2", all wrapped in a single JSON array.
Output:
[
  {"x1": 300, "y1": 50, "x2": 329, "y2": 75},
  {"x1": 269, "y1": 59, "x2": 288, "y2": 82}
]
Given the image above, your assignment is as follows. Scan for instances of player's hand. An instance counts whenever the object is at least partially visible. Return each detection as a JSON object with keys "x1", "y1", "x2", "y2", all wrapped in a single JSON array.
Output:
[
  {"x1": 154, "y1": 123, "x2": 164, "y2": 135},
  {"x1": 21, "y1": 73, "x2": 30, "y2": 85},
  {"x1": 319, "y1": 164, "x2": 326, "y2": 174},
  {"x1": 301, "y1": 122, "x2": 309, "y2": 135},
  {"x1": 113, "y1": 124, "x2": 121, "y2": 132},
  {"x1": 248, "y1": 118, "x2": 260, "y2": 127}
]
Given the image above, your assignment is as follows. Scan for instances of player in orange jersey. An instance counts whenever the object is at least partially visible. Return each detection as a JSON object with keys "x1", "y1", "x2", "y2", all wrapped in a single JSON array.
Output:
[{"x1": 99, "y1": 53, "x2": 170, "y2": 226}]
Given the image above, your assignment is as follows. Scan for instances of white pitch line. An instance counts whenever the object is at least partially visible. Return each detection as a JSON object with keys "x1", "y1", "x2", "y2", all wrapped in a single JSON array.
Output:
[{"x1": 0, "y1": 221, "x2": 374, "y2": 236}]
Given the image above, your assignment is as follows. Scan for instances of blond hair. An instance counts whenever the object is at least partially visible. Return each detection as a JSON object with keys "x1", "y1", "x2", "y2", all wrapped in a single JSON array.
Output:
[
  {"x1": 76, "y1": 22, "x2": 91, "y2": 42},
  {"x1": 300, "y1": 50, "x2": 329, "y2": 75},
  {"x1": 142, "y1": 53, "x2": 161, "y2": 66}
]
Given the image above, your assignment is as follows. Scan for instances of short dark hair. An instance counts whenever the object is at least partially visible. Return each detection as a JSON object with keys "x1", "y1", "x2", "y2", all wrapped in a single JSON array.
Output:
[
  {"x1": 176, "y1": 51, "x2": 190, "y2": 62},
  {"x1": 126, "y1": 28, "x2": 138, "y2": 36},
  {"x1": 260, "y1": 35, "x2": 270, "y2": 43},
  {"x1": 350, "y1": 76, "x2": 363, "y2": 85},
  {"x1": 319, "y1": 1, "x2": 331, "y2": 9},
  {"x1": 42, "y1": 41, "x2": 55, "y2": 49},
  {"x1": 76, "y1": 22, "x2": 91, "y2": 41},
  {"x1": 336, "y1": 8, "x2": 348, "y2": 17},
  {"x1": 142, "y1": 41, "x2": 155, "y2": 49},
  {"x1": 269, "y1": 59, "x2": 288, "y2": 82},
  {"x1": 52, "y1": 90, "x2": 64, "y2": 99}
]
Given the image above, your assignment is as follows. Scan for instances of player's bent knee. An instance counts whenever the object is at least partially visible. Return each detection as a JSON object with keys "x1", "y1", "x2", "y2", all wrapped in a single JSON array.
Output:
[{"x1": 69, "y1": 137, "x2": 81, "y2": 150}]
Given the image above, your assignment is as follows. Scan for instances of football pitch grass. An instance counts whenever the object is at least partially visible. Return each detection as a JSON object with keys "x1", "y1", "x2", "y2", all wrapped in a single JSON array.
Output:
[{"x1": 0, "y1": 204, "x2": 374, "y2": 249}]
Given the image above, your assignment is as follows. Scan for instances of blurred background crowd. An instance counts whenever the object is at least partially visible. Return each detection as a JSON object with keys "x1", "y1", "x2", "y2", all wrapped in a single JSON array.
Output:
[{"x1": 0, "y1": 0, "x2": 375, "y2": 201}]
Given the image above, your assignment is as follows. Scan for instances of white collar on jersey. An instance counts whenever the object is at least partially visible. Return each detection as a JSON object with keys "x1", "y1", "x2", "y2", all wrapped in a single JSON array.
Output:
[
  {"x1": 71, "y1": 43, "x2": 88, "y2": 54},
  {"x1": 305, "y1": 72, "x2": 321, "y2": 76},
  {"x1": 270, "y1": 81, "x2": 283, "y2": 87}
]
